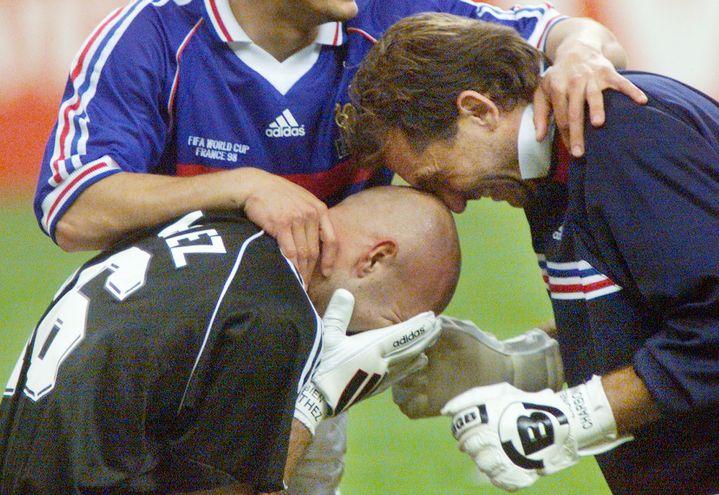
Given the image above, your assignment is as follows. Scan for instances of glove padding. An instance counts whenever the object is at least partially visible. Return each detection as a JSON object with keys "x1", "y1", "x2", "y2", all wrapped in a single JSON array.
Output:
[
  {"x1": 392, "y1": 316, "x2": 564, "y2": 418},
  {"x1": 311, "y1": 289, "x2": 441, "y2": 417},
  {"x1": 442, "y1": 377, "x2": 633, "y2": 492}
]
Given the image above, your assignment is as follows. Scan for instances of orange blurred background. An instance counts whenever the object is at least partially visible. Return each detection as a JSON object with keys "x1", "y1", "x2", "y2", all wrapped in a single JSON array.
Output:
[{"x1": 2, "y1": 0, "x2": 718, "y2": 197}]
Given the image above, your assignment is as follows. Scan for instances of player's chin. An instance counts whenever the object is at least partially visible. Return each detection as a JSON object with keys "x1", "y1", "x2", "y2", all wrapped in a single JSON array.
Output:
[
  {"x1": 488, "y1": 184, "x2": 532, "y2": 208},
  {"x1": 327, "y1": 1, "x2": 359, "y2": 21}
]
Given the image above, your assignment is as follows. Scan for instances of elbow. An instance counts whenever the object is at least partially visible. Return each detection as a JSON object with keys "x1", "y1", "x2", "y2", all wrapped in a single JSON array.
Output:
[{"x1": 54, "y1": 217, "x2": 110, "y2": 252}]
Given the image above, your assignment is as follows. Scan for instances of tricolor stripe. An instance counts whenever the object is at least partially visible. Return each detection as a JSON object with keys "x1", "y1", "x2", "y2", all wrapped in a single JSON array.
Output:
[
  {"x1": 41, "y1": 157, "x2": 122, "y2": 236},
  {"x1": 532, "y1": 8, "x2": 567, "y2": 51},
  {"x1": 470, "y1": 1, "x2": 567, "y2": 50},
  {"x1": 168, "y1": 19, "x2": 205, "y2": 129},
  {"x1": 176, "y1": 158, "x2": 376, "y2": 201},
  {"x1": 537, "y1": 254, "x2": 622, "y2": 300},
  {"x1": 48, "y1": 0, "x2": 149, "y2": 186}
]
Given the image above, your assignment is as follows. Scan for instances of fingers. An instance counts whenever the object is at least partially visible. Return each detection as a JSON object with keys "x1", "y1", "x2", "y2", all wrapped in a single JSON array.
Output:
[
  {"x1": 365, "y1": 353, "x2": 429, "y2": 399},
  {"x1": 373, "y1": 311, "x2": 440, "y2": 358},
  {"x1": 615, "y1": 75, "x2": 648, "y2": 105},
  {"x1": 239, "y1": 172, "x2": 331, "y2": 286},
  {"x1": 318, "y1": 212, "x2": 337, "y2": 277},
  {"x1": 540, "y1": 61, "x2": 648, "y2": 158},
  {"x1": 276, "y1": 228, "x2": 300, "y2": 282},
  {"x1": 291, "y1": 213, "x2": 318, "y2": 286},
  {"x1": 542, "y1": 69, "x2": 588, "y2": 157},
  {"x1": 565, "y1": 76, "x2": 589, "y2": 157},
  {"x1": 385, "y1": 353, "x2": 428, "y2": 389},
  {"x1": 532, "y1": 86, "x2": 551, "y2": 142},
  {"x1": 441, "y1": 383, "x2": 513, "y2": 416},
  {"x1": 585, "y1": 78, "x2": 606, "y2": 128},
  {"x1": 392, "y1": 371, "x2": 435, "y2": 418}
]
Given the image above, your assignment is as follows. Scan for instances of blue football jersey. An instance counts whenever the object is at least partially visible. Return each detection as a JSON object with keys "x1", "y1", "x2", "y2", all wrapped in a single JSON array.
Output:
[{"x1": 34, "y1": 0, "x2": 566, "y2": 240}]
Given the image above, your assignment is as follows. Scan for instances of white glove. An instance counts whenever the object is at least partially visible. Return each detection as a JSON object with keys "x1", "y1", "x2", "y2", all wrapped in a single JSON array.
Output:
[
  {"x1": 296, "y1": 289, "x2": 441, "y2": 431},
  {"x1": 442, "y1": 376, "x2": 633, "y2": 492},
  {"x1": 392, "y1": 316, "x2": 564, "y2": 418}
]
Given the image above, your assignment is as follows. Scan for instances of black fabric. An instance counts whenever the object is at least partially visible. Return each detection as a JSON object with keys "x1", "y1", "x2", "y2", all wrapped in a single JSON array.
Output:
[{"x1": 0, "y1": 211, "x2": 320, "y2": 494}]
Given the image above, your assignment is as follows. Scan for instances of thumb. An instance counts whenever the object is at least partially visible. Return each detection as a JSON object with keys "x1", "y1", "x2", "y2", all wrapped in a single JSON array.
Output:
[{"x1": 322, "y1": 289, "x2": 354, "y2": 337}]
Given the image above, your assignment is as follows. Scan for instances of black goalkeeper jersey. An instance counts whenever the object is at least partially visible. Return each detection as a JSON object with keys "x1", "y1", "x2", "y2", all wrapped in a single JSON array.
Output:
[{"x1": 0, "y1": 211, "x2": 321, "y2": 494}]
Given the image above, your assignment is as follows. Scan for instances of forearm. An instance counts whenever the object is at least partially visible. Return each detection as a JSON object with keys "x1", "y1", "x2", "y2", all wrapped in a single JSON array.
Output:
[
  {"x1": 54, "y1": 169, "x2": 256, "y2": 251},
  {"x1": 281, "y1": 419, "x2": 313, "y2": 489},
  {"x1": 545, "y1": 17, "x2": 628, "y2": 69},
  {"x1": 602, "y1": 365, "x2": 661, "y2": 435}
]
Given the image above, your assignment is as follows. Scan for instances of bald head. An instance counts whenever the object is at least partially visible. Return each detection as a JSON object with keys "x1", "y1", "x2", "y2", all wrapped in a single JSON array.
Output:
[{"x1": 308, "y1": 186, "x2": 461, "y2": 331}]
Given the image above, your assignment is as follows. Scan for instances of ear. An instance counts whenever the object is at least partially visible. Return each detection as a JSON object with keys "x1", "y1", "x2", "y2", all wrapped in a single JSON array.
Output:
[
  {"x1": 356, "y1": 240, "x2": 398, "y2": 278},
  {"x1": 456, "y1": 90, "x2": 500, "y2": 130}
]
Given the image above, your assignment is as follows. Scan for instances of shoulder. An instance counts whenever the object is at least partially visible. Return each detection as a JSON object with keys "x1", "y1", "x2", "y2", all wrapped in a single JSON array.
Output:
[
  {"x1": 584, "y1": 72, "x2": 719, "y2": 182},
  {"x1": 351, "y1": 0, "x2": 477, "y2": 33},
  {"x1": 104, "y1": 0, "x2": 206, "y2": 55},
  {"x1": 574, "y1": 72, "x2": 719, "y2": 219},
  {"x1": 352, "y1": 0, "x2": 560, "y2": 45}
]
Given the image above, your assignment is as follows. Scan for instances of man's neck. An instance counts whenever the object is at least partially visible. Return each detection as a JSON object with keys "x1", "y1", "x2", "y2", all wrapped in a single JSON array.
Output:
[{"x1": 229, "y1": 0, "x2": 320, "y2": 61}]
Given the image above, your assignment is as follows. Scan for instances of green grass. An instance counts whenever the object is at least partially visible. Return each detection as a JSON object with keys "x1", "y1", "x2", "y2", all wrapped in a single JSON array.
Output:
[{"x1": 0, "y1": 196, "x2": 611, "y2": 494}]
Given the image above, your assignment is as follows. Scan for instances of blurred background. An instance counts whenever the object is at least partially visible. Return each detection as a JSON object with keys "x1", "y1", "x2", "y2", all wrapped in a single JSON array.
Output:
[{"x1": 1, "y1": 1, "x2": 717, "y2": 494}]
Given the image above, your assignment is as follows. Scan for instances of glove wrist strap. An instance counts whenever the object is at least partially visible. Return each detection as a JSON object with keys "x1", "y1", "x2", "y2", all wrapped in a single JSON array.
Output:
[
  {"x1": 561, "y1": 375, "x2": 633, "y2": 455},
  {"x1": 294, "y1": 382, "x2": 329, "y2": 435}
]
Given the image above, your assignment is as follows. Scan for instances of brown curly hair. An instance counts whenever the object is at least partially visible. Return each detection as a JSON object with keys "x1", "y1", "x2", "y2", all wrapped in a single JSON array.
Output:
[{"x1": 349, "y1": 12, "x2": 544, "y2": 168}]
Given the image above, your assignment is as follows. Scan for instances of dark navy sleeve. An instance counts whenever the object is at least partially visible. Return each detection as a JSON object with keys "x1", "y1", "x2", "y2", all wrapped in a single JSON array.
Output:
[
  {"x1": 34, "y1": 2, "x2": 177, "y2": 240},
  {"x1": 582, "y1": 83, "x2": 719, "y2": 416}
]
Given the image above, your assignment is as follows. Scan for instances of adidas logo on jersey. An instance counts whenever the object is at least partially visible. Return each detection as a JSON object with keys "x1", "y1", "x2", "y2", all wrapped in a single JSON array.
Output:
[{"x1": 265, "y1": 109, "x2": 306, "y2": 138}]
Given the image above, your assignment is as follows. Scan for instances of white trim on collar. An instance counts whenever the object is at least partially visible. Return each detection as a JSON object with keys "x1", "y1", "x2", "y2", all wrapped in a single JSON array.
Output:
[
  {"x1": 316, "y1": 21, "x2": 344, "y2": 46},
  {"x1": 205, "y1": 0, "x2": 344, "y2": 46},
  {"x1": 517, "y1": 104, "x2": 554, "y2": 180}
]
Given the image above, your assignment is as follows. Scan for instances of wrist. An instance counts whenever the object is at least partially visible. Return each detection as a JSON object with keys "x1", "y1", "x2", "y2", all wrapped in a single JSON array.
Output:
[
  {"x1": 294, "y1": 382, "x2": 329, "y2": 435},
  {"x1": 553, "y1": 37, "x2": 602, "y2": 65},
  {"x1": 207, "y1": 166, "x2": 267, "y2": 210},
  {"x1": 560, "y1": 375, "x2": 632, "y2": 454}
]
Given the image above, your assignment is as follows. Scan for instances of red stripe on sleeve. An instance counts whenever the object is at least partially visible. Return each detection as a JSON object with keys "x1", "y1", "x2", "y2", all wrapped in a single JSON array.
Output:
[{"x1": 176, "y1": 159, "x2": 376, "y2": 200}]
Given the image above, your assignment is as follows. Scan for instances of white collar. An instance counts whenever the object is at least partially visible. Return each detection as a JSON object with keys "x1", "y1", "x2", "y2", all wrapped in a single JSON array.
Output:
[
  {"x1": 517, "y1": 104, "x2": 554, "y2": 180},
  {"x1": 205, "y1": 0, "x2": 344, "y2": 46}
]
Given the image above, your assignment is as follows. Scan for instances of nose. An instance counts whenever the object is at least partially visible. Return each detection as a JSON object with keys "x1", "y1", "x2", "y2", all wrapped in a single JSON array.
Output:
[{"x1": 439, "y1": 191, "x2": 467, "y2": 213}]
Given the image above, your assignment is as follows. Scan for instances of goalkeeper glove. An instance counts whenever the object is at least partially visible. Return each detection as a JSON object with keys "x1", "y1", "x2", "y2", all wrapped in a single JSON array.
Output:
[
  {"x1": 295, "y1": 289, "x2": 441, "y2": 434},
  {"x1": 392, "y1": 315, "x2": 564, "y2": 418},
  {"x1": 442, "y1": 377, "x2": 633, "y2": 492}
]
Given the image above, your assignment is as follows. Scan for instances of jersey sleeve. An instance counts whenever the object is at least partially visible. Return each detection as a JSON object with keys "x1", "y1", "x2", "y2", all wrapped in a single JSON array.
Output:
[
  {"x1": 583, "y1": 90, "x2": 719, "y2": 416},
  {"x1": 363, "y1": 0, "x2": 567, "y2": 50},
  {"x1": 34, "y1": 2, "x2": 175, "y2": 240},
  {"x1": 440, "y1": 0, "x2": 568, "y2": 49}
]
